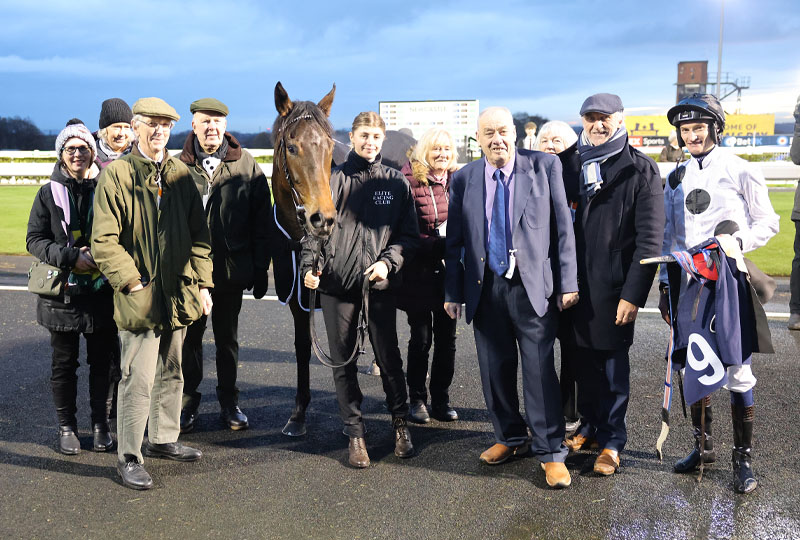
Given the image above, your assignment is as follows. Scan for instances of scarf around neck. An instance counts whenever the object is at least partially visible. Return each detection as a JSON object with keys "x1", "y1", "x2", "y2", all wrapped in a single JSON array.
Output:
[
  {"x1": 577, "y1": 127, "x2": 628, "y2": 196},
  {"x1": 194, "y1": 135, "x2": 229, "y2": 179}
]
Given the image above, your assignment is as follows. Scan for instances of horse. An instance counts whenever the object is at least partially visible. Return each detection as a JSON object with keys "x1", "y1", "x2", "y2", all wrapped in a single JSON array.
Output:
[{"x1": 269, "y1": 81, "x2": 337, "y2": 436}]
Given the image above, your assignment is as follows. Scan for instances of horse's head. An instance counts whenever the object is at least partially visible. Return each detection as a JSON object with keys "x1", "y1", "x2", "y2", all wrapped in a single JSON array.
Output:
[{"x1": 272, "y1": 82, "x2": 337, "y2": 240}]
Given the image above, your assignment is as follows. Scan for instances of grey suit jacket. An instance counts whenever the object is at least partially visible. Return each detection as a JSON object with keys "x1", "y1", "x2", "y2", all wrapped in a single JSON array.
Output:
[{"x1": 444, "y1": 149, "x2": 577, "y2": 323}]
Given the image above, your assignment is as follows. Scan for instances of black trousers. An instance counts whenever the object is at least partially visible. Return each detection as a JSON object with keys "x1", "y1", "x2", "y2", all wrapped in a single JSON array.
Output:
[
  {"x1": 181, "y1": 288, "x2": 243, "y2": 410},
  {"x1": 472, "y1": 269, "x2": 567, "y2": 463},
  {"x1": 559, "y1": 338, "x2": 579, "y2": 422},
  {"x1": 320, "y1": 290, "x2": 409, "y2": 438},
  {"x1": 405, "y1": 306, "x2": 456, "y2": 405},
  {"x1": 791, "y1": 220, "x2": 800, "y2": 314},
  {"x1": 574, "y1": 345, "x2": 631, "y2": 452},
  {"x1": 49, "y1": 328, "x2": 120, "y2": 426}
]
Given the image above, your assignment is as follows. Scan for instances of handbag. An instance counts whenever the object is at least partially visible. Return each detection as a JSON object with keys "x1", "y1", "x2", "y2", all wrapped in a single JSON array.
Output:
[{"x1": 27, "y1": 260, "x2": 66, "y2": 296}]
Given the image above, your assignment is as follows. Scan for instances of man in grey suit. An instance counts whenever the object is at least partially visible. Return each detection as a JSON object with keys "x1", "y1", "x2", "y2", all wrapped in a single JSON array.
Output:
[{"x1": 444, "y1": 107, "x2": 578, "y2": 488}]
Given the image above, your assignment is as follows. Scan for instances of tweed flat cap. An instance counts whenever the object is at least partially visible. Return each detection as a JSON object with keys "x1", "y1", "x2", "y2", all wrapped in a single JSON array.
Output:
[
  {"x1": 580, "y1": 93, "x2": 624, "y2": 116},
  {"x1": 190, "y1": 98, "x2": 229, "y2": 116},
  {"x1": 132, "y1": 97, "x2": 180, "y2": 121}
]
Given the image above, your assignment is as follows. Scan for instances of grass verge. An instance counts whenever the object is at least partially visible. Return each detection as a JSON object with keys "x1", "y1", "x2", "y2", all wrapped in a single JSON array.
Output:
[{"x1": 0, "y1": 186, "x2": 795, "y2": 275}]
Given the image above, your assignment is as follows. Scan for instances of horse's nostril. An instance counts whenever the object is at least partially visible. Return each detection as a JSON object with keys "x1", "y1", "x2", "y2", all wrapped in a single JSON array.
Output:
[
  {"x1": 309, "y1": 211, "x2": 324, "y2": 227},
  {"x1": 324, "y1": 217, "x2": 334, "y2": 228}
]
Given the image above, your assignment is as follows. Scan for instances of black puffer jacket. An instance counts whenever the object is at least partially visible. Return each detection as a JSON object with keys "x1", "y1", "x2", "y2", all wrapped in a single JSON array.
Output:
[
  {"x1": 26, "y1": 165, "x2": 115, "y2": 333},
  {"x1": 300, "y1": 151, "x2": 419, "y2": 299}
]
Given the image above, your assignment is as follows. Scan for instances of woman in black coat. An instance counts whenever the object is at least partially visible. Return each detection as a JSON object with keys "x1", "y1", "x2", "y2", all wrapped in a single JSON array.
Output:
[
  {"x1": 396, "y1": 127, "x2": 459, "y2": 424},
  {"x1": 26, "y1": 123, "x2": 119, "y2": 455},
  {"x1": 303, "y1": 111, "x2": 419, "y2": 468}
]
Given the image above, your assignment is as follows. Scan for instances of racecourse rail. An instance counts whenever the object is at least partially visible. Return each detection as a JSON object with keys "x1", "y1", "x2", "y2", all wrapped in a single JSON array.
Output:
[{"x1": 1, "y1": 149, "x2": 799, "y2": 185}]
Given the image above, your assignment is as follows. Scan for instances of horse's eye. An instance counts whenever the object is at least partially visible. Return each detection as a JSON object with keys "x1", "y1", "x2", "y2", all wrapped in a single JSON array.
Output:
[{"x1": 287, "y1": 144, "x2": 298, "y2": 155}]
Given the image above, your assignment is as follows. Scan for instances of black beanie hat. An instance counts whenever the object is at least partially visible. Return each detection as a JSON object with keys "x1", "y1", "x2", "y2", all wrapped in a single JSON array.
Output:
[{"x1": 99, "y1": 98, "x2": 133, "y2": 129}]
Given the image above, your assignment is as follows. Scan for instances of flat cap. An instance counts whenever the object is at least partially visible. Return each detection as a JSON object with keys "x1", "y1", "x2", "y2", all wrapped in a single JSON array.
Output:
[
  {"x1": 580, "y1": 93, "x2": 624, "y2": 116},
  {"x1": 190, "y1": 98, "x2": 229, "y2": 116},
  {"x1": 132, "y1": 97, "x2": 180, "y2": 121}
]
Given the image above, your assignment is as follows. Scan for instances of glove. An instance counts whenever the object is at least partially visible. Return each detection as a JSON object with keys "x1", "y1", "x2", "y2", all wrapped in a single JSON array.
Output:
[
  {"x1": 658, "y1": 283, "x2": 671, "y2": 325},
  {"x1": 253, "y1": 271, "x2": 269, "y2": 300}
]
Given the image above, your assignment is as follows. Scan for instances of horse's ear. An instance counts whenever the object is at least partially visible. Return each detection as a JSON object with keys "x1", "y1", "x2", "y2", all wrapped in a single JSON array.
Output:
[
  {"x1": 275, "y1": 82, "x2": 293, "y2": 117},
  {"x1": 317, "y1": 83, "x2": 336, "y2": 117}
]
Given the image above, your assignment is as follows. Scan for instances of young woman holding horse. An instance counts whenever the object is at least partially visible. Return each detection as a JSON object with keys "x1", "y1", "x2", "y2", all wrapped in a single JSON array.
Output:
[{"x1": 303, "y1": 111, "x2": 420, "y2": 468}]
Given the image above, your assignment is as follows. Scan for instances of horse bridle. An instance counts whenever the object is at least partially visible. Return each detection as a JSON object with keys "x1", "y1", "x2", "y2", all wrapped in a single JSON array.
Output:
[
  {"x1": 276, "y1": 113, "x2": 314, "y2": 233},
  {"x1": 276, "y1": 111, "x2": 368, "y2": 369}
]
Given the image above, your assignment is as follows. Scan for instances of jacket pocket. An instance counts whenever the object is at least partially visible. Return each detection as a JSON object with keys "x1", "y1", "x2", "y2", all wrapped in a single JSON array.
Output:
[
  {"x1": 542, "y1": 257, "x2": 553, "y2": 298},
  {"x1": 174, "y1": 270, "x2": 203, "y2": 327},
  {"x1": 113, "y1": 282, "x2": 156, "y2": 331}
]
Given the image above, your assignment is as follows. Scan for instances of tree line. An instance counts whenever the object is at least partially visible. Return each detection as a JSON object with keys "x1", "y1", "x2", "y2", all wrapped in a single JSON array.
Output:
[{"x1": 0, "y1": 113, "x2": 550, "y2": 151}]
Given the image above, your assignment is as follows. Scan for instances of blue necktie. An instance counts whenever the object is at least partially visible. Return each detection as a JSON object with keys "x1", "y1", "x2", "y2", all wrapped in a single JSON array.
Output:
[{"x1": 488, "y1": 169, "x2": 508, "y2": 277}]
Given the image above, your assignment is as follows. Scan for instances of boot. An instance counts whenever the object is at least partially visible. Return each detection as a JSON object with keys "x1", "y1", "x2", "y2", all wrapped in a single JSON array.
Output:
[
  {"x1": 732, "y1": 404, "x2": 757, "y2": 494},
  {"x1": 393, "y1": 417, "x2": 415, "y2": 458},
  {"x1": 92, "y1": 423, "x2": 115, "y2": 452},
  {"x1": 55, "y1": 406, "x2": 79, "y2": 455},
  {"x1": 89, "y1": 395, "x2": 114, "y2": 451},
  {"x1": 58, "y1": 425, "x2": 80, "y2": 455},
  {"x1": 674, "y1": 396, "x2": 715, "y2": 473}
]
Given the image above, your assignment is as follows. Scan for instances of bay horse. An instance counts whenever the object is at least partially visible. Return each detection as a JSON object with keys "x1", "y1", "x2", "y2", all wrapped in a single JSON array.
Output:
[{"x1": 269, "y1": 82, "x2": 336, "y2": 436}]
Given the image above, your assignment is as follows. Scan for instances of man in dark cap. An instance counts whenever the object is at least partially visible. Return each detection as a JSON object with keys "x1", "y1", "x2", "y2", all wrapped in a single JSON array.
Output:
[
  {"x1": 177, "y1": 98, "x2": 271, "y2": 432},
  {"x1": 559, "y1": 93, "x2": 664, "y2": 476},
  {"x1": 95, "y1": 98, "x2": 133, "y2": 168},
  {"x1": 92, "y1": 97, "x2": 213, "y2": 490}
]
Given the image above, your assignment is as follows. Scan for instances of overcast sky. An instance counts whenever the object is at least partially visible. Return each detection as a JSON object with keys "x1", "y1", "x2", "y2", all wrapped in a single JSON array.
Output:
[{"x1": 2, "y1": 0, "x2": 798, "y2": 134}]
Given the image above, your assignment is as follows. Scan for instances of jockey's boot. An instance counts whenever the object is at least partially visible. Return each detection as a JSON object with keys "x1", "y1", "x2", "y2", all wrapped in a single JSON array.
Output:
[
  {"x1": 732, "y1": 404, "x2": 757, "y2": 494},
  {"x1": 674, "y1": 395, "x2": 715, "y2": 473}
]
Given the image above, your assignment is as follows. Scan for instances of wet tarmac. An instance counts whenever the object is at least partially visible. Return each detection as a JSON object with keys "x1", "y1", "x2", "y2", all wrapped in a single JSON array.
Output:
[{"x1": 0, "y1": 255, "x2": 798, "y2": 540}]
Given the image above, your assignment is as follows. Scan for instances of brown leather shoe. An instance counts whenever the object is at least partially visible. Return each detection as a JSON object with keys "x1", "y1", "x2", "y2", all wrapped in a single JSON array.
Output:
[
  {"x1": 564, "y1": 433, "x2": 598, "y2": 451},
  {"x1": 479, "y1": 442, "x2": 530, "y2": 465},
  {"x1": 594, "y1": 449, "x2": 620, "y2": 476},
  {"x1": 541, "y1": 461, "x2": 571, "y2": 488},
  {"x1": 348, "y1": 437, "x2": 370, "y2": 468}
]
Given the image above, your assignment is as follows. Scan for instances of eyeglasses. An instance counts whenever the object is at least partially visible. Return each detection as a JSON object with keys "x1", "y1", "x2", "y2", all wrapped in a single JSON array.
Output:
[
  {"x1": 63, "y1": 146, "x2": 91, "y2": 156},
  {"x1": 138, "y1": 120, "x2": 173, "y2": 132}
]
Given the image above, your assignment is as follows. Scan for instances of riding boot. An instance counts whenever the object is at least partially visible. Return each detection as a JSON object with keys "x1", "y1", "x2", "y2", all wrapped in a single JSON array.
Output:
[
  {"x1": 732, "y1": 404, "x2": 757, "y2": 494},
  {"x1": 674, "y1": 396, "x2": 715, "y2": 473}
]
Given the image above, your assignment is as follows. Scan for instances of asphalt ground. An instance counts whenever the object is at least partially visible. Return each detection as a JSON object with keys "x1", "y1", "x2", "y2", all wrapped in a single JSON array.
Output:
[{"x1": 0, "y1": 255, "x2": 798, "y2": 540}]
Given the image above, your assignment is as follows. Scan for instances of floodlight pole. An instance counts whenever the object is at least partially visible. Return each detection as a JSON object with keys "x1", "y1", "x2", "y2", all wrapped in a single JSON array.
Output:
[{"x1": 717, "y1": 0, "x2": 725, "y2": 98}]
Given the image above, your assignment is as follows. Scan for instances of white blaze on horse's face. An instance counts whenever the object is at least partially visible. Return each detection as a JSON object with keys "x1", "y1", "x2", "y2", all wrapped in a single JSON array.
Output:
[{"x1": 350, "y1": 126, "x2": 385, "y2": 163}]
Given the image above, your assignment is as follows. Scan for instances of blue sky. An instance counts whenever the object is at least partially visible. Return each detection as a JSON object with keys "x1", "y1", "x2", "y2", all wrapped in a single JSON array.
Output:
[{"x1": 2, "y1": 0, "x2": 798, "y2": 134}]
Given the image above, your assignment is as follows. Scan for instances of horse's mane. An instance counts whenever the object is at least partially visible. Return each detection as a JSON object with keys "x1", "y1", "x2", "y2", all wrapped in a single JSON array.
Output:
[{"x1": 271, "y1": 101, "x2": 333, "y2": 145}]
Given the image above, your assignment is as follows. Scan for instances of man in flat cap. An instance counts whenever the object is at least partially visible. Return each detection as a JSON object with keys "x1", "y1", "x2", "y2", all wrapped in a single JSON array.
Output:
[
  {"x1": 92, "y1": 97, "x2": 213, "y2": 490},
  {"x1": 559, "y1": 93, "x2": 664, "y2": 476},
  {"x1": 178, "y1": 98, "x2": 271, "y2": 432}
]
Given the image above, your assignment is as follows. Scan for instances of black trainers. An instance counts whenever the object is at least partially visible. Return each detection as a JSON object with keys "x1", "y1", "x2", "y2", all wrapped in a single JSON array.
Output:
[{"x1": 144, "y1": 441, "x2": 202, "y2": 462}]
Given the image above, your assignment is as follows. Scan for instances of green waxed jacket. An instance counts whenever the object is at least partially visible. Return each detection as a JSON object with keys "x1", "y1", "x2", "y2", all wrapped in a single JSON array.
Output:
[{"x1": 91, "y1": 145, "x2": 213, "y2": 331}]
